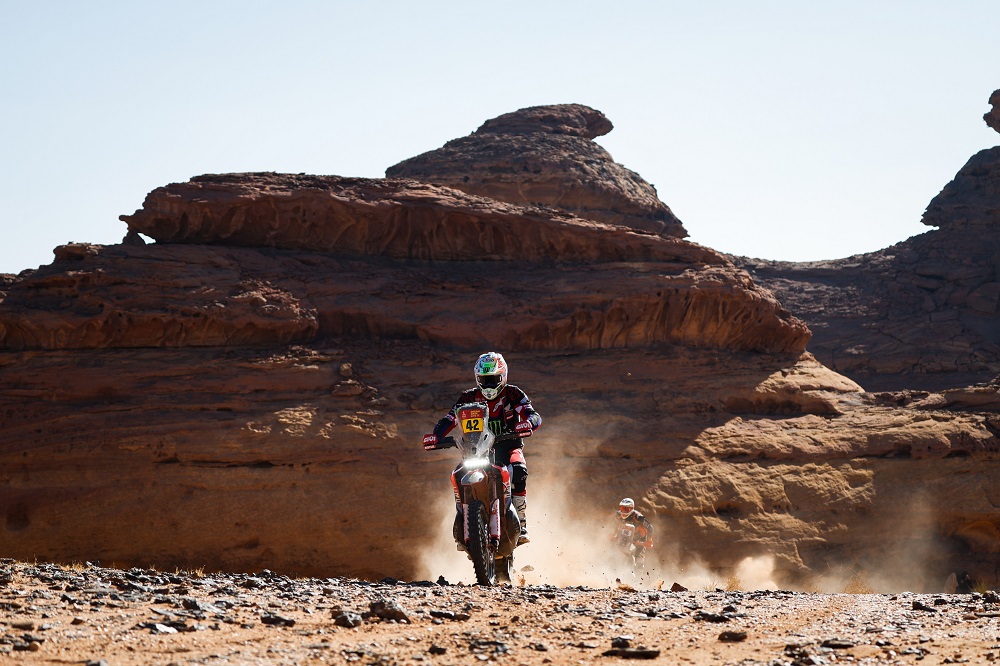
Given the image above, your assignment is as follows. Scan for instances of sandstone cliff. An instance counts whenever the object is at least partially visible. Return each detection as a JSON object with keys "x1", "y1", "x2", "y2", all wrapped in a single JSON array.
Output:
[
  {"x1": 0, "y1": 171, "x2": 816, "y2": 581},
  {"x1": 736, "y1": 91, "x2": 1000, "y2": 391},
  {"x1": 1, "y1": 106, "x2": 999, "y2": 591},
  {"x1": 0, "y1": 174, "x2": 806, "y2": 354}
]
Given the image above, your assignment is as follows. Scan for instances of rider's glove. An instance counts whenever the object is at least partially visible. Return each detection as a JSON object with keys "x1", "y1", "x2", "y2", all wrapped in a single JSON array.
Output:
[
  {"x1": 514, "y1": 420, "x2": 533, "y2": 438},
  {"x1": 422, "y1": 434, "x2": 440, "y2": 450}
]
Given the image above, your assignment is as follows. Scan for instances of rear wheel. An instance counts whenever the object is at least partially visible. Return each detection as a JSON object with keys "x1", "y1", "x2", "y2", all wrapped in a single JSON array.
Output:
[{"x1": 466, "y1": 500, "x2": 496, "y2": 586}]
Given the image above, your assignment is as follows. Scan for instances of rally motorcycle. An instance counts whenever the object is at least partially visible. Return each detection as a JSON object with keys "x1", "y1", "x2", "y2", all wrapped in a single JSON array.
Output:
[
  {"x1": 612, "y1": 521, "x2": 645, "y2": 570},
  {"x1": 429, "y1": 403, "x2": 522, "y2": 585}
]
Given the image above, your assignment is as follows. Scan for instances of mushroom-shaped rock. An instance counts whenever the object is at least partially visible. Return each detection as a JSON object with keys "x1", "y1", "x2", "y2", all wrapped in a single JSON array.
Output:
[
  {"x1": 386, "y1": 104, "x2": 687, "y2": 238},
  {"x1": 984, "y1": 88, "x2": 1000, "y2": 134}
]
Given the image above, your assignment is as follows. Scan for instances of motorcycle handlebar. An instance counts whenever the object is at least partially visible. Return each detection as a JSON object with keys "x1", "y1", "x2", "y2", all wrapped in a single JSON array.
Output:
[{"x1": 439, "y1": 432, "x2": 521, "y2": 449}]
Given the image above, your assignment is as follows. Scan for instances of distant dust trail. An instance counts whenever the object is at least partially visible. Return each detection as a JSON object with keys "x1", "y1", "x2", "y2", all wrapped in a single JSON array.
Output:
[
  {"x1": 413, "y1": 435, "x2": 781, "y2": 590},
  {"x1": 413, "y1": 475, "x2": 653, "y2": 587},
  {"x1": 803, "y1": 492, "x2": 954, "y2": 594},
  {"x1": 415, "y1": 443, "x2": 956, "y2": 593}
]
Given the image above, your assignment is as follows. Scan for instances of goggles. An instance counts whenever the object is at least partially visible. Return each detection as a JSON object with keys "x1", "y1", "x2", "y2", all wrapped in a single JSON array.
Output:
[{"x1": 477, "y1": 375, "x2": 502, "y2": 389}]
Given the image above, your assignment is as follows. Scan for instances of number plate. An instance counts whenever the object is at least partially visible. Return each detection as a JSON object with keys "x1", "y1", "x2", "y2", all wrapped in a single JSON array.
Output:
[{"x1": 458, "y1": 407, "x2": 485, "y2": 434}]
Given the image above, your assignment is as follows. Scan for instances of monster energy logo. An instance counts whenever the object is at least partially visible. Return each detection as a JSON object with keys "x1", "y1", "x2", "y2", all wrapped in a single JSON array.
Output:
[{"x1": 488, "y1": 418, "x2": 504, "y2": 435}]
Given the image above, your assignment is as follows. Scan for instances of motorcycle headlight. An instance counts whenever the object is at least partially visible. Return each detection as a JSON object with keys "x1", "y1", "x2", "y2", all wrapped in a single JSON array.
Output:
[{"x1": 464, "y1": 457, "x2": 490, "y2": 470}]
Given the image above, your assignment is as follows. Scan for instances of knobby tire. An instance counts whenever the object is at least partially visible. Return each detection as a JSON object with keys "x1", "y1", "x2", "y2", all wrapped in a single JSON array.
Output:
[{"x1": 466, "y1": 499, "x2": 496, "y2": 586}]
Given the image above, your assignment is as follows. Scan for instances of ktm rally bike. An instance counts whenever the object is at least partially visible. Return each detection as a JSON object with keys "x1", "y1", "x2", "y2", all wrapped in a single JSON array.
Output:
[
  {"x1": 426, "y1": 402, "x2": 524, "y2": 585},
  {"x1": 612, "y1": 519, "x2": 648, "y2": 571}
]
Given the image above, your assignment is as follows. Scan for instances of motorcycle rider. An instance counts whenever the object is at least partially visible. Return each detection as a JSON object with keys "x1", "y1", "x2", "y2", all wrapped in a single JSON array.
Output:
[
  {"x1": 612, "y1": 498, "x2": 654, "y2": 566},
  {"x1": 423, "y1": 352, "x2": 541, "y2": 545}
]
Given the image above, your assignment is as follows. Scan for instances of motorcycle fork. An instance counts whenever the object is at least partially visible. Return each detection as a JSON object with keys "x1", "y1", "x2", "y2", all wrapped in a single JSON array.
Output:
[
  {"x1": 488, "y1": 466, "x2": 504, "y2": 540},
  {"x1": 493, "y1": 465, "x2": 512, "y2": 539}
]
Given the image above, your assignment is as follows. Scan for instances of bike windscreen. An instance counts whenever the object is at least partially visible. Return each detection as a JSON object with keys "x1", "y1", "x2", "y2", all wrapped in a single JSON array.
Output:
[{"x1": 456, "y1": 403, "x2": 494, "y2": 459}]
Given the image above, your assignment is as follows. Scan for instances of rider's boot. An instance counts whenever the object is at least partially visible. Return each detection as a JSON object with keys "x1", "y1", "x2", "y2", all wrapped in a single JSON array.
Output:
[{"x1": 513, "y1": 495, "x2": 530, "y2": 545}]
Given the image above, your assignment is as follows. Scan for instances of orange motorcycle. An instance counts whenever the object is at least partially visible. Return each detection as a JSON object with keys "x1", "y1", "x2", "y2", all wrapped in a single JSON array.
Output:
[
  {"x1": 429, "y1": 402, "x2": 521, "y2": 585},
  {"x1": 611, "y1": 520, "x2": 650, "y2": 570}
]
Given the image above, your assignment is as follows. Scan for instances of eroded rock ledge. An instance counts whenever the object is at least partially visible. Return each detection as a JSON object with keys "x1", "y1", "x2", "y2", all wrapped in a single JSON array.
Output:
[
  {"x1": 737, "y1": 148, "x2": 1000, "y2": 390},
  {"x1": 0, "y1": 172, "x2": 811, "y2": 354},
  {"x1": 120, "y1": 173, "x2": 694, "y2": 264}
]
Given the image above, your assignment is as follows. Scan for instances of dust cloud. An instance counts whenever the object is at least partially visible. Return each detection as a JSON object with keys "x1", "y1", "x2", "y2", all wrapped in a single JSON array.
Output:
[
  {"x1": 413, "y1": 484, "x2": 659, "y2": 588},
  {"x1": 413, "y1": 462, "x2": 780, "y2": 591},
  {"x1": 413, "y1": 475, "x2": 946, "y2": 593},
  {"x1": 413, "y1": 437, "x2": 956, "y2": 593},
  {"x1": 798, "y1": 492, "x2": 958, "y2": 594}
]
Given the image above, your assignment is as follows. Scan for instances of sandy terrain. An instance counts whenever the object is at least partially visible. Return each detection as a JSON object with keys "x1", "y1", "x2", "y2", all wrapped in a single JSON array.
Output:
[{"x1": 1, "y1": 560, "x2": 998, "y2": 666}]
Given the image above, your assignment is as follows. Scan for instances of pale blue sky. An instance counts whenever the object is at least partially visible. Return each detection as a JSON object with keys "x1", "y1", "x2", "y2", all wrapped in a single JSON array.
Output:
[{"x1": 2, "y1": 1, "x2": 997, "y2": 273}]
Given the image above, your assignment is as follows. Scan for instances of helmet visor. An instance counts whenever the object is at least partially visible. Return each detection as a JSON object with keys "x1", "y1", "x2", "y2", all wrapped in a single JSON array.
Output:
[{"x1": 477, "y1": 375, "x2": 502, "y2": 390}]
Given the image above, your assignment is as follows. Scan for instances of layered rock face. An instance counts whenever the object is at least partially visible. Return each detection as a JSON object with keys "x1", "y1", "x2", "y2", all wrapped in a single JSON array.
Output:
[
  {"x1": 1, "y1": 175, "x2": 804, "y2": 354},
  {"x1": 3, "y1": 321, "x2": 997, "y2": 590},
  {"x1": 737, "y1": 92, "x2": 1000, "y2": 391},
  {"x1": 0, "y1": 171, "x2": 819, "y2": 581},
  {"x1": 386, "y1": 104, "x2": 687, "y2": 238},
  {"x1": 2, "y1": 105, "x2": 999, "y2": 590},
  {"x1": 736, "y1": 152, "x2": 1000, "y2": 391},
  {"x1": 107, "y1": 173, "x2": 796, "y2": 355}
]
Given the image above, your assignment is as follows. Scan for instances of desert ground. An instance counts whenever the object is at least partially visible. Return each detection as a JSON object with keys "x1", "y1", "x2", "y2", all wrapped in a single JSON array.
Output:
[{"x1": 2, "y1": 559, "x2": 998, "y2": 666}]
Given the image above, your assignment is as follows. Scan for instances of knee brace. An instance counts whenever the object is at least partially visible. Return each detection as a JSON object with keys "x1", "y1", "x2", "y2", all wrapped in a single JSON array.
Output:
[{"x1": 511, "y1": 461, "x2": 527, "y2": 495}]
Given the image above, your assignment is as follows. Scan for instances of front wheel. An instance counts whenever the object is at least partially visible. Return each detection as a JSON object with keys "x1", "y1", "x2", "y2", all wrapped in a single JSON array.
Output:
[{"x1": 466, "y1": 499, "x2": 496, "y2": 586}]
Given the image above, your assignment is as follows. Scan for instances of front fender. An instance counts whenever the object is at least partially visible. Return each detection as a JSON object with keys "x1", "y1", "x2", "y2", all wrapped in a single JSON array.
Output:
[{"x1": 461, "y1": 469, "x2": 487, "y2": 486}]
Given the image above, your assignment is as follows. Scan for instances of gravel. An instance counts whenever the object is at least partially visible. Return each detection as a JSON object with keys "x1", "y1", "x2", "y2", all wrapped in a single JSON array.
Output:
[{"x1": 0, "y1": 559, "x2": 997, "y2": 665}]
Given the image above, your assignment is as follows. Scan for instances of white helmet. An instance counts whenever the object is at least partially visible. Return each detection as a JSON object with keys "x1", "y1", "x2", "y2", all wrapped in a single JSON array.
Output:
[
  {"x1": 474, "y1": 352, "x2": 508, "y2": 400},
  {"x1": 618, "y1": 498, "x2": 635, "y2": 519}
]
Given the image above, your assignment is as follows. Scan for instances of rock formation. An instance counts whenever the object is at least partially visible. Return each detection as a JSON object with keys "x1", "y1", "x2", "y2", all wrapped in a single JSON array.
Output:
[
  {"x1": 386, "y1": 104, "x2": 686, "y2": 238},
  {"x1": 985, "y1": 88, "x2": 1000, "y2": 134},
  {"x1": 1, "y1": 105, "x2": 999, "y2": 591},
  {"x1": 0, "y1": 171, "x2": 817, "y2": 581},
  {"x1": 736, "y1": 90, "x2": 1000, "y2": 391},
  {"x1": 0, "y1": 174, "x2": 804, "y2": 354}
]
